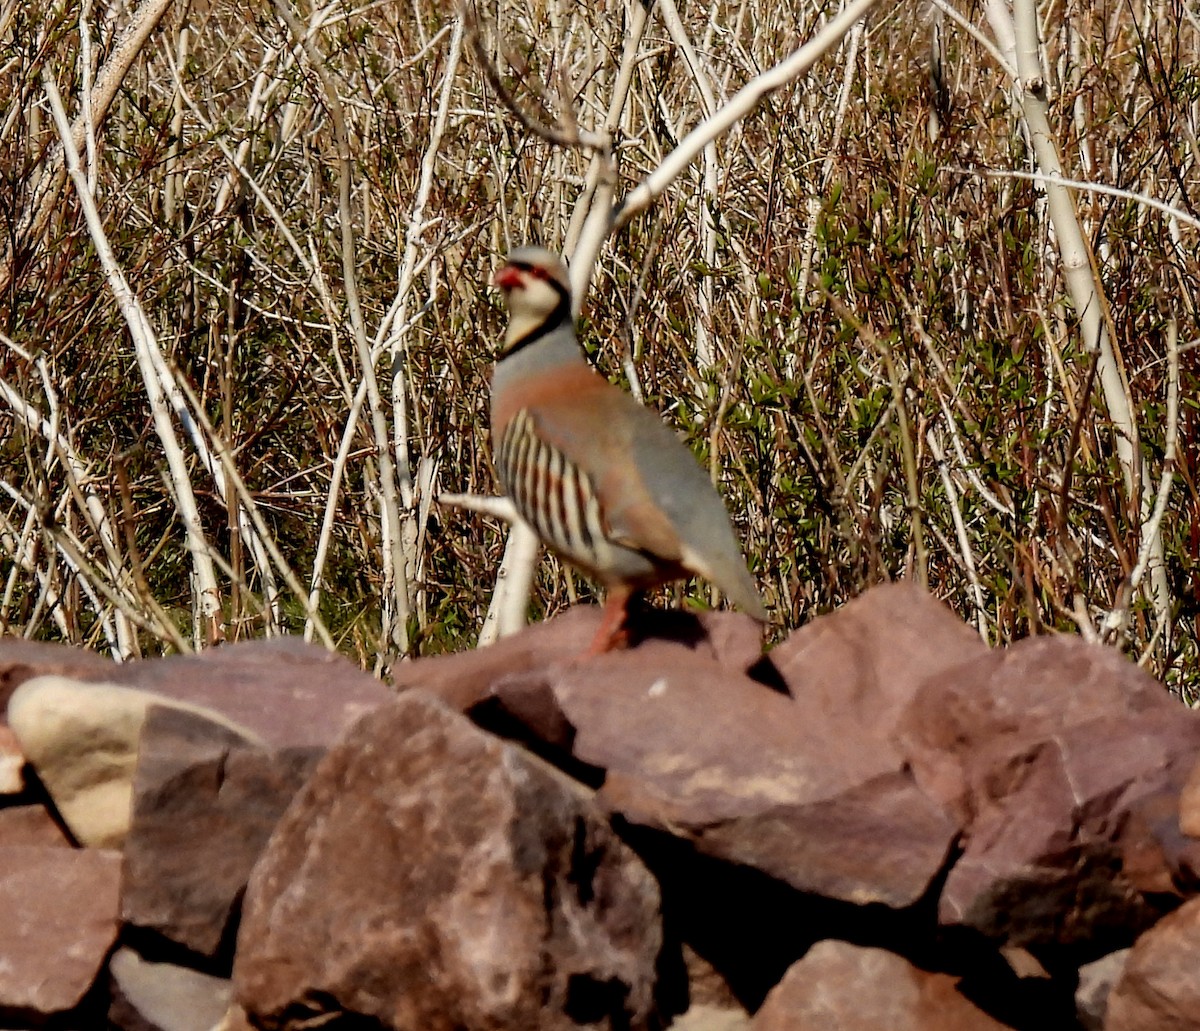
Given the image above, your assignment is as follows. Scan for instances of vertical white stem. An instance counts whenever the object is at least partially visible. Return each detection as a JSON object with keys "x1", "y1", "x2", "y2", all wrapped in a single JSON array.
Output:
[
  {"x1": 994, "y1": 0, "x2": 1171, "y2": 643},
  {"x1": 43, "y1": 70, "x2": 225, "y2": 644}
]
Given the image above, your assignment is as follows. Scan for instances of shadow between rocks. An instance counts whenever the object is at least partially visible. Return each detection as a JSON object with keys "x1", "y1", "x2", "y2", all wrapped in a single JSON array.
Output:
[
  {"x1": 468, "y1": 690, "x2": 607, "y2": 790},
  {"x1": 118, "y1": 896, "x2": 243, "y2": 981},
  {"x1": 617, "y1": 820, "x2": 1085, "y2": 1028}
]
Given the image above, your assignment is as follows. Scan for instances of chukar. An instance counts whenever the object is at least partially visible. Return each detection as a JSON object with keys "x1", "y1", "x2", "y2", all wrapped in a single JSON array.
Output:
[{"x1": 491, "y1": 245, "x2": 767, "y2": 653}]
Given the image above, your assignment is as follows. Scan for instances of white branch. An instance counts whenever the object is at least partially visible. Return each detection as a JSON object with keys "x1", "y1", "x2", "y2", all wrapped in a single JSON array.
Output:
[
  {"x1": 438, "y1": 492, "x2": 520, "y2": 522},
  {"x1": 657, "y1": 0, "x2": 721, "y2": 370},
  {"x1": 946, "y1": 165, "x2": 1200, "y2": 233},
  {"x1": 42, "y1": 68, "x2": 225, "y2": 643},
  {"x1": 1130, "y1": 321, "x2": 1178, "y2": 594},
  {"x1": 612, "y1": 0, "x2": 881, "y2": 231}
]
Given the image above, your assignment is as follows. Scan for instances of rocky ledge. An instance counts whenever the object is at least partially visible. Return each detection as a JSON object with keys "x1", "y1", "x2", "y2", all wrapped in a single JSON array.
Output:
[{"x1": 3, "y1": 583, "x2": 1200, "y2": 1030}]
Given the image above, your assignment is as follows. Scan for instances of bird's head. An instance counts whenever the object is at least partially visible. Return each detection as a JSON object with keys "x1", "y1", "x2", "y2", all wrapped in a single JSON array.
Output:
[{"x1": 494, "y1": 246, "x2": 572, "y2": 353}]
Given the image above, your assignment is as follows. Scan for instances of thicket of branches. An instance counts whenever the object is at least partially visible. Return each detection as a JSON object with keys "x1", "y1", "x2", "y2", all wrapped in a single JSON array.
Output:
[{"x1": 1, "y1": 0, "x2": 1197, "y2": 693}]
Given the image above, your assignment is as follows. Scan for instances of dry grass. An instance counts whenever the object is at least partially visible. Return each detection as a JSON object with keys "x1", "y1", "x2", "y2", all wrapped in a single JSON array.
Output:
[{"x1": 1, "y1": 0, "x2": 1197, "y2": 693}]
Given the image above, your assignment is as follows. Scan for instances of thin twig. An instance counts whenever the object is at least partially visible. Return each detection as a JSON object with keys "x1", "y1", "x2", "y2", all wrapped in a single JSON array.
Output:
[
  {"x1": 945, "y1": 164, "x2": 1200, "y2": 233},
  {"x1": 170, "y1": 368, "x2": 338, "y2": 651},
  {"x1": 0, "y1": 0, "x2": 178, "y2": 296},
  {"x1": 612, "y1": 0, "x2": 881, "y2": 231},
  {"x1": 276, "y1": 0, "x2": 410, "y2": 661},
  {"x1": 927, "y1": 427, "x2": 989, "y2": 639},
  {"x1": 463, "y1": 0, "x2": 606, "y2": 151},
  {"x1": 818, "y1": 285, "x2": 928, "y2": 588},
  {"x1": 928, "y1": 0, "x2": 1017, "y2": 77},
  {"x1": 42, "y1": 67, "x2": 225, "y2": 644},
  {"x1": 1130, "y1": 321, "x2": 1178, "y2": 611}
]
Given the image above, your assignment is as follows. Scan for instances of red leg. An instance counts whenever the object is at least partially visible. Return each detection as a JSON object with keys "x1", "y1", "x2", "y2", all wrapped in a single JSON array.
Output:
[{"x1": 582, "y1": 584, "x2": 633, "y2": 657}]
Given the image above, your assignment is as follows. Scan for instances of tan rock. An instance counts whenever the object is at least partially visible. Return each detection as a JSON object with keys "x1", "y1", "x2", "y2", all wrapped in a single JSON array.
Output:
[
  {"x1": 1075, "y1": 948, "x2": 1128, "y2": 1030},
  {"x1": 108, "y1": 946, "x2": 233, "y2": 1031},
  {"x1": 210, "y1": 1005, "x2": 255, "y2": 1031},
  {"x1": 6, "y1": 675, "x2": 261, "y2": 848},
  {"x1": 672, "y1": 1004, "x2": 751, "y2": 1031}
]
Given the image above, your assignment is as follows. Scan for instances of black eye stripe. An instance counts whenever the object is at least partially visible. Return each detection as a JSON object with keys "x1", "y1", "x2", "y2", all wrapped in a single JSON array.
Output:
[{"x1": 508, "y1": 260, "x2": 558, "y2": 283}]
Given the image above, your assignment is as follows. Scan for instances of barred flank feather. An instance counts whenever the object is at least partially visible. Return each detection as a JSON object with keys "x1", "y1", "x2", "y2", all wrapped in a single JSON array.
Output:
[{"x1": 498, "y1": 409, "x2": 610, "y2": 572}]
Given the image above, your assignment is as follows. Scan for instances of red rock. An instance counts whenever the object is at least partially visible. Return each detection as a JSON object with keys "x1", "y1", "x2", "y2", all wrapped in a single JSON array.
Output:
[
  {"x1": 499, "y1": 642, "x2": 957, "y2": 908},
  {"x1": 765, "y1": 582, "x2": 987, "y2": 736},
  {"x1": 403, "y1": 587, "x2": 973, "y2": 909},
  {"x1": 397, "y1": 605, "x2": 766, "y2": 712},
  {"x1": 117, "y1": 637, "x2": 390, "y2": 748},
  {"x1": 121, "y1": 705, "x2": 322, "y2": 959},
  {"x1": 563, "y1": 647, "x2": 895, "y2": 823},
  {"x1": 0, "y1": 802, "x2": 72, "y2": 847},
  {"x1": 4, "y1": 637, "x2": 389, "y2": 752},
  {"x1": 897, "y1": 635, "x2": 1200, "y2": 947},
  {"x1": 935, "y1": 718, "x2": 1165, "y2": 944},
  {"x1": 693, "y1": 770, "x2": 958, "y2": 908},
  {"x1": 0, "y1": 637, "x2": 117, "y2": 712},
  {"x1": 751, "y1": 940, "x2": 1011, "y2": 1030},
  {"x1": 1117, "y1": 752, "x2": 1200, "y2": 899},
  {"x1": 234, "y1": 691, "x2": 663, "y2": 1030},
  {"x1": 897, "y1": 635, "x2": 1176, "y2": 818},
  {"x1": 393, "y1": 593, "x2": 966, "y2": 910},
  {"x1": 0, "y1": 845, "x2": 121, "y2": 1021},
  {"x1": 1106, "y1": 896, "x2": 1200, "y2": 1030}
]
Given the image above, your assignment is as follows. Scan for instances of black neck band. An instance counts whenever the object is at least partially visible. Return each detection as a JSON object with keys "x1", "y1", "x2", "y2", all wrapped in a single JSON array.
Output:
[{"x1": 503, "y1": 286, "x2": 572, "y2": 356}]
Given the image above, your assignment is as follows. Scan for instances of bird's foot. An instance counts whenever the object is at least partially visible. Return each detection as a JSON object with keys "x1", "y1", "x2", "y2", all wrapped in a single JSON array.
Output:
[{"x1": 577, "y1": 587, "x2": 638, "y2": 658}]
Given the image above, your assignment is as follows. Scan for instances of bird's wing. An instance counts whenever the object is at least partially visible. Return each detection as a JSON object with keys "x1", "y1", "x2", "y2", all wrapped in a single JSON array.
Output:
[
  {"x1": 513, "y1": 366, "x2": 766, "y2": 620},
  {"x1": 523, "y1": 386, "x2": 687, "y2": 565}
]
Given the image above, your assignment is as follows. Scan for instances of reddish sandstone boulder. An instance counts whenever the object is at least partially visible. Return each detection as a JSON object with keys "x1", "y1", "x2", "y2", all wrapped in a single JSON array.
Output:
[{"x1": 234, "y1": 691, "x2": 664, "y2": 1030}]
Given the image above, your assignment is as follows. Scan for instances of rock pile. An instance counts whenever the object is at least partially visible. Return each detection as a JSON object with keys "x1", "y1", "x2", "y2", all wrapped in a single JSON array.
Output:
[{"x1": 3, "y1": 583, "x2": 1200, "y2": 1029}]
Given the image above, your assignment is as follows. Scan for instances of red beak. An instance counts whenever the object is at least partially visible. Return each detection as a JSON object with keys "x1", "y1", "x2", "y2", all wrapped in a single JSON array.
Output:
[{"x1": 493, "y1": 264, "x2": 525, "y2": 290}]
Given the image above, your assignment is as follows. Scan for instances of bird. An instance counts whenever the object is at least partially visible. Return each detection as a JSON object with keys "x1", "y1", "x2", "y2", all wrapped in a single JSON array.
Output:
[{"x1": 490, "y1": 244, "x2": 767, "y2": 655}]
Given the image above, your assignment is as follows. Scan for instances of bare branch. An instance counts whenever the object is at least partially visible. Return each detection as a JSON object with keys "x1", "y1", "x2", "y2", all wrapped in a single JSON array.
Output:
[
  {"x1": 0, "y1": 0, "x2": 178, "y2": 295},
  {"x1": 463, "y1": 0, "x2": 607, "y2": 151},
  {"x1": 275, "y1": 0, "x2": 411, "y2": 661},
  {"x1": 945, "y1": 165, "x2": 1200, "y2": 234},
  {"x1": 42, "y1": 67, "x2": 225, "y2": 645},
  {"x1": 612, "y1": 0, "x2": 881, "y2": 231}
]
